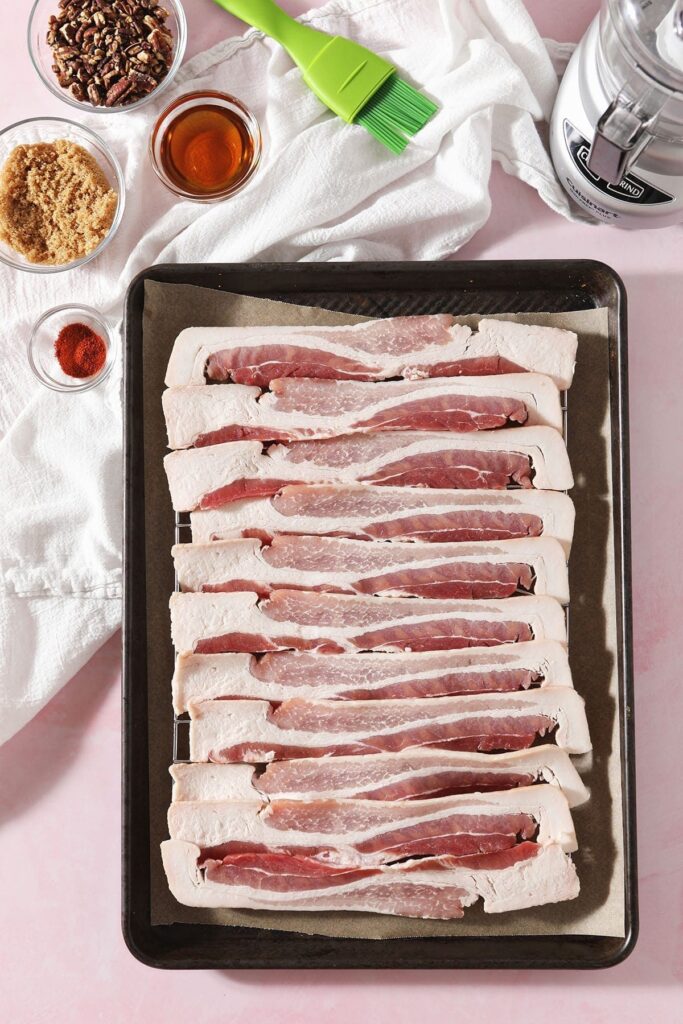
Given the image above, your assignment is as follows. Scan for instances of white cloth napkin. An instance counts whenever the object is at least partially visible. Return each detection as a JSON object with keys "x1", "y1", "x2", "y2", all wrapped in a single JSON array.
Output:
[{"x1": 0, "y1": 0, "x2": 574, "y2": 745}]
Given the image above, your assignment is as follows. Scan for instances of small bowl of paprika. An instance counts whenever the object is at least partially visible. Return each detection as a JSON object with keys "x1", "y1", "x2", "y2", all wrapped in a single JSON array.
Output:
[{"x1": 28, "y1": 304, "x2": 115, "y2": 392}]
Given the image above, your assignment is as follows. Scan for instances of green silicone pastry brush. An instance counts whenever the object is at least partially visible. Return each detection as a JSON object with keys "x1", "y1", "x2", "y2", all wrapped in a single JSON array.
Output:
[{"x1": 213, "y1": 0, "x2": 438, "y2": 153}]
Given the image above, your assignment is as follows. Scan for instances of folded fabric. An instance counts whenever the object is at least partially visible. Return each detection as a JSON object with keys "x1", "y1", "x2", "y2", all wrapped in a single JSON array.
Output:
[
  {"x1": 0, "y1": 0, "x2": 574, "y2": 746},
  {"x1": 0, "y1": 386, "x2": 122, "y2": 744}
]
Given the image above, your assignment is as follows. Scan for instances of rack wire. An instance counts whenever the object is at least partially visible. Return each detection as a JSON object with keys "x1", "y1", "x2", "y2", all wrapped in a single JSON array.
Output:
[
  {"x1": 173, "y1": 511, "x2": 192, "y2": 764},
  {"x1": 171, "y1": 391, "x2": 570, "y2": 765}
]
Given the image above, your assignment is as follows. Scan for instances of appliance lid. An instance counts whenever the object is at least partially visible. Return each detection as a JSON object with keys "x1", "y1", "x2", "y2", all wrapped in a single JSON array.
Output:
[{"x1": 611, "y1": 0, "x2": 683, "y2": 94}]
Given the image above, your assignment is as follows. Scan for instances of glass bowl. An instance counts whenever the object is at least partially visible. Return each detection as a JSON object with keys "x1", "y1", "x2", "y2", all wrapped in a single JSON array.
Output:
[
  {"x1": 0, "y1": 117, "x2": 125, "y2": 274},
  {"x1": 28, "y1": 305, "x2": 116, "y2": 392},
  {"x1": 28, "y1": 0, "x2": 187, "y2": 114},
  {"x1": 150, "y1": 91, "x2": 263, "y2": 202}
]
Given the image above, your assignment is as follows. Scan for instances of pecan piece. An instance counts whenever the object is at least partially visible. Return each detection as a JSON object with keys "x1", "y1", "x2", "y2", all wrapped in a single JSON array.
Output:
[
  {"x1": 105, "y1": 76, "x2": 133, "y2": 106},
  {"x1": 148, "y1": 27, "x2": 172, "y2": 53},
  {"x1": 87, "y1": 81, "x2": 104, "y2": 105},
  {"x1": 129, "y1": 68, "x2": 156, "y2": 89}
]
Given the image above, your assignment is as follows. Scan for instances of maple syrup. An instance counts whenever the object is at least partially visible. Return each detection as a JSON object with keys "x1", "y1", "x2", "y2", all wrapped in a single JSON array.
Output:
[{"x1": 151, "y1": 91, "x2": 262, "y2": 201}]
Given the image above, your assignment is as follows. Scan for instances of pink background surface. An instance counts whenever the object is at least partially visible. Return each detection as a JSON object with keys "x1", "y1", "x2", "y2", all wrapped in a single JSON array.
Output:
[{"x1": 2, "y1": 0, "x2": 682, "y2": 1018}]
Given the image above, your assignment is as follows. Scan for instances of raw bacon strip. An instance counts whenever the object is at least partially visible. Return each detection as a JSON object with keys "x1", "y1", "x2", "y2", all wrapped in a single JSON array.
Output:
[
  {"x1": 167, "y1": 784, "x2": 577, "y2": 861},
  {"x1": 161, "y1": 840, "x2": 580, "y2": 916},
  {"x1": 164, "y1": 316, "x2": 577, "y2": 390},
  {"x1": 172, "y1": 641, "x2": 573, "y2": 712},
  {"x1": 164, "y1": 427, "x2": 573, "y2": 511},
  {"x1": 197, "y1": 812, "x2": 535, "y2": 861},
  {"x1": 191, "y1": 484, "x2": 576, "y2": 556},
  {"x1": 172, "y1": 535, "x2": 569, "y2": 603},
  {"x1": 169, "y1": 746, "x2": 589, "y2": 807},
  {"x1": 188, "y1": 689, "x2": 591, "y2": 761},
  {"x1": 170, "y1": 590, "x2": 567, "y2": 655},
  {"x1": 203, "y1": 844, "x2": 545, "y2": 885},
  {"x1": 205, "y1": 852, "x2": 383, "y2": 892},
  {"x1": 162, "y1": 374, "x2": 563, "y2": 448}
]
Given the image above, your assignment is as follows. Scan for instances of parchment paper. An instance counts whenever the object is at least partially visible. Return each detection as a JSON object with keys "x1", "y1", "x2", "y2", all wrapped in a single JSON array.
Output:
[{"x1": 141, "y1": 280, "x2": 624, "y2": 940}]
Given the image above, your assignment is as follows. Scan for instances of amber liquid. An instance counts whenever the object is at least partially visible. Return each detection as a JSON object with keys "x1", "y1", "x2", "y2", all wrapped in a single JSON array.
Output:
[{"x1": 159, "y1": 104, "x2": 256, "y2": 196}]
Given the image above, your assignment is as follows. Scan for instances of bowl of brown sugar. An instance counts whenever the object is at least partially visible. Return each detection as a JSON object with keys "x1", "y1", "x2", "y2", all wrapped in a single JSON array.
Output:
[{"x1": 0, "y1": 117, "x2": 125, "y2": 273}]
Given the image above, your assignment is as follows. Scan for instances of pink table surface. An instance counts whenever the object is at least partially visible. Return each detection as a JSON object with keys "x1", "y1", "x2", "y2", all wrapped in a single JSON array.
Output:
[{"x1": 2, "y1": 0, "x2": 682, "y2": 1017}]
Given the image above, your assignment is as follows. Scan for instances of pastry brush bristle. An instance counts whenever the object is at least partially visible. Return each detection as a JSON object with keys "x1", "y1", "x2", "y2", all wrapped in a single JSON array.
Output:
[{"x1": 355, "y1": 75, "x2": 438, "y2": 154}]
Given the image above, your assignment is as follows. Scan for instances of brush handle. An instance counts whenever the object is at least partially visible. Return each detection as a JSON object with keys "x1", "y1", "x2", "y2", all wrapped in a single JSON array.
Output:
[{"x1": 213, "y1": 0, "x2": 332, "y2": 68}]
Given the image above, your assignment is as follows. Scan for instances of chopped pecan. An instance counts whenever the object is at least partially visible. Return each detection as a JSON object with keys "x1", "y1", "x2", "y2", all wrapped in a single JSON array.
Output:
[
  {"x1": 105, "y1": 76, "x2": 133, "y2": 105},
  {"x1": 87, "y1": 81, "x2": 105, "y2": 105},
  {"x1": 129, "y1": 68, "x2": 156, "y2": 89}
]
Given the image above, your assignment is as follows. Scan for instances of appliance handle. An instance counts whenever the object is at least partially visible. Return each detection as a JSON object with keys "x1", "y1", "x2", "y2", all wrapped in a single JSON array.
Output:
[{"x1": 587, "y1": 99, "x2": 653, "y2": 184}]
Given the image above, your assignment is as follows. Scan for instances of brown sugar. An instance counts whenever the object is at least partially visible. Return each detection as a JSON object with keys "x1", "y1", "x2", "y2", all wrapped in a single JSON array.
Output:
[{"x1": 0, "y1": 139, "x2": 118, "y2": 265}]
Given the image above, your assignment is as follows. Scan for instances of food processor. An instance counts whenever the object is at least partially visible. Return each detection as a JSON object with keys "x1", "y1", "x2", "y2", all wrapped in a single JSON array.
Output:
[{"x1": 550, "y1": 0, "x2": 683, "y2": 226}]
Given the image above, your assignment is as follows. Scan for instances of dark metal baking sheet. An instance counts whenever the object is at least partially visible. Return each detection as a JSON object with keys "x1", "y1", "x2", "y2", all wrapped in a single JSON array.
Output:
[{"x1": 122, "y1": 260, "x2": 637, "y2": 970}]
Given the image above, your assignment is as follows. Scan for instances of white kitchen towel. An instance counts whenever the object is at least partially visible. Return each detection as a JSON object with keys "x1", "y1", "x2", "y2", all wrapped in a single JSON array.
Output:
[{"x1": 0, "y1": 0, "x2": 574, "y2": 745}]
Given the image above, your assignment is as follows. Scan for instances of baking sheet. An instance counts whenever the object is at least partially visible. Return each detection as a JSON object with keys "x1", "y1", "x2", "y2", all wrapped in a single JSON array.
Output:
[{"x1": 139, "y1": 279, "x2": 624, "y2": 941}]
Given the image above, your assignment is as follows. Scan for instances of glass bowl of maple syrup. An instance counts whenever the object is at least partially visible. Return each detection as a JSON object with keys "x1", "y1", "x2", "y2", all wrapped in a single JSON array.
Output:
[{"x1": 150, "y1": 90, "x2": 262, "y2": 202}]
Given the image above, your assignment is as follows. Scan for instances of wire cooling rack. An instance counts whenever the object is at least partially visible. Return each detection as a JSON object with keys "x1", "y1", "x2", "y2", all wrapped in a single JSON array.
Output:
[{"x1": 171, "y1": 393, "x2": 570, "y2": 765}]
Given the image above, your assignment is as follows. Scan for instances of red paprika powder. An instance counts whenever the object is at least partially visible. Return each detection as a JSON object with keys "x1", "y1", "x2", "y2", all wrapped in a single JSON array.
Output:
[{"x1": 54, "y1": 322, "x2": 107, "y2": 379}]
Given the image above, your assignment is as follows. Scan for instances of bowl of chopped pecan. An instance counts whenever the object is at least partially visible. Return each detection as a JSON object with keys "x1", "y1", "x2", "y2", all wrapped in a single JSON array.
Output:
[{"x1": 28, "y1": 0, "x2": 187, "y2": 113}]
